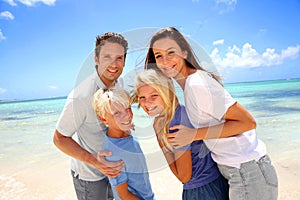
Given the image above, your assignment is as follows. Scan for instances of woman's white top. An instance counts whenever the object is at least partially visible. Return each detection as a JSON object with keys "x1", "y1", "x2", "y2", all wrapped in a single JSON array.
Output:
[{"x1": 184, "y1": 70, "x2": 266, "y2": 168}]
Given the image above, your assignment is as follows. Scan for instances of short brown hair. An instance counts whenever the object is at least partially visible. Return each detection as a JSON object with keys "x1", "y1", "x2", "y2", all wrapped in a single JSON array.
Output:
[{"x1": 95, "y1": 32, "x2": 128, "y2": 58}]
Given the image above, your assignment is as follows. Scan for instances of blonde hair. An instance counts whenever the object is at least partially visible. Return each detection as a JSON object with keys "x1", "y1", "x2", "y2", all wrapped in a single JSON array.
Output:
[
  {"x1": 93, "y1": 86, "x2": 131, "y2": 118},
  {"x1": 134, "y1": 69, "x2": 178, "y2": 151}
]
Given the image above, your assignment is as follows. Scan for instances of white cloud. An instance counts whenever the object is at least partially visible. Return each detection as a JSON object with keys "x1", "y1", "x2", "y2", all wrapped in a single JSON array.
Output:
[
  {"x1": 213, "y1": 39, "x2": 224, "y2": 45},
  {"x1": 0, "y1": 29, "x2": 6, "y2": 41},
  {"x1": 215, "y1": 0, "x2": 237, "y2": 5},
  {"x1": 0, "y1": 88, "x2": 7, "y2": 94},
  {"x1": 48, "y1": 85, "x2": 58, "y2": 90},
  {"x1": 3, "y1": 0, "x2": 17, "y2": 6},
  {"x1": 214, "y1": 0, "x2": 237, "y2": 14},
  {"x1": 0, "y1": 11, "x2": 15, "y2": 20},
  {"x1": 259, "y1": 28, "x2": 267, "y2": 33},
  {"x1": 210, "y1": 43, "x2": 300, "y2": 68},
  {"x1": 3, "y1": 0, "x2": 56, "y2": 6},
  {"x1": 281, "y1": 45, "x2": 300, "y2": 60}
]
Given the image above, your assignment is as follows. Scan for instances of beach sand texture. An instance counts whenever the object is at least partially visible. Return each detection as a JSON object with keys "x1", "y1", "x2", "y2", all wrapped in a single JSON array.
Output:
[{"x1": 1, "y1": 147, "x2": 299, "y2": 200}]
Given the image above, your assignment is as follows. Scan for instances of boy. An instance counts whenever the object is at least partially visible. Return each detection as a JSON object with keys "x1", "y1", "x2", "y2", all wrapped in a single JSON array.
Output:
[{"x1": 93, "y1": 86, "x2": 155, "y2": 200}]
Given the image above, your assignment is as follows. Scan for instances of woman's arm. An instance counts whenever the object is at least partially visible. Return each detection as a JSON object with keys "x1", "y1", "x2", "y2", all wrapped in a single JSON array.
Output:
[{"x1": 168, "y1": 102, "x2": 256, "y2": 148}]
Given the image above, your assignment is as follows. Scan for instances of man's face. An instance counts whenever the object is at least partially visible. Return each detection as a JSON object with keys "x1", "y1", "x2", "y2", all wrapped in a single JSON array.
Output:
[{"x1": 95, "y1": 42, "x2": 125, "y2": 87}]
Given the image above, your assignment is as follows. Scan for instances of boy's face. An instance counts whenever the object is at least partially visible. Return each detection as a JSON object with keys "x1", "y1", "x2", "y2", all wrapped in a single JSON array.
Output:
[
  {"x1": 105, "y1": 101, "x2": 133, "y2": 131},
  {"x1": 95, "y1": 42, "x2": 126, "y2": 87}
]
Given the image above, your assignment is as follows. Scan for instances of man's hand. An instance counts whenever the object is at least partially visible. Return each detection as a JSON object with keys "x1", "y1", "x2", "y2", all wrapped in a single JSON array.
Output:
[{"x1": 95, "y1": 150, "x2": 124, "y2": 178}]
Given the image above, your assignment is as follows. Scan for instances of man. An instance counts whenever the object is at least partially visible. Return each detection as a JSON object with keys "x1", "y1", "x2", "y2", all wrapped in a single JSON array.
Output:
[{"x1": 53, "y1": 32, "x2": 128, "y2": 200}]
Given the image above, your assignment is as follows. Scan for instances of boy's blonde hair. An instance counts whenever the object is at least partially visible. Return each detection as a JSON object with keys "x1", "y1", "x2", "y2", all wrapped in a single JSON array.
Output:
[
  {"x1": 133, "y1": 69, "x2": 178, "y2": 151},
  {"x1": 93, "y1": 86, "x2": 131, "y2": 118}
]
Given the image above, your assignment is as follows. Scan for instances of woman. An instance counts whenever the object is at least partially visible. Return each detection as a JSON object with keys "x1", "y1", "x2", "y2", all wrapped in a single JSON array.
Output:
[
  {"x1": 144, "y1": 27, "x2": 278, "y2": 200},
  {"x1": 133, "y1": 69, "x2": 229, "y2": 200}
]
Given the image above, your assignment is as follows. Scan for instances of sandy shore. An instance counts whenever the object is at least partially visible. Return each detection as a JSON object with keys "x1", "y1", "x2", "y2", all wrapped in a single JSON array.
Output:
[{"x1": 1, "y1": 155, "x2": 299, "y2": 200}]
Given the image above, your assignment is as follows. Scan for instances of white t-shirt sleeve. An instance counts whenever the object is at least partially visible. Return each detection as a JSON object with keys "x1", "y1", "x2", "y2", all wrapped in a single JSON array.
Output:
[
  {"x1": 185, "y1": 71, "x2": 236, "y2": 122},
  {"x1": 56, "y1": 96, "x2": 86, "y2": 137}
]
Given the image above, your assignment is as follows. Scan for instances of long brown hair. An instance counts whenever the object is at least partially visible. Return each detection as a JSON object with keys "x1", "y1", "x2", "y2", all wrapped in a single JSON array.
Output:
[{"x1": 144, "y1": 27, "x2": 223, "y2": 85}]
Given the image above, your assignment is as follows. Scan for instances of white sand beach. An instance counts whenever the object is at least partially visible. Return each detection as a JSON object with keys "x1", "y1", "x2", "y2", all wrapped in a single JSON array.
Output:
[{"x1": 1, "y1": 151, "x2": 299, "y2": 200}]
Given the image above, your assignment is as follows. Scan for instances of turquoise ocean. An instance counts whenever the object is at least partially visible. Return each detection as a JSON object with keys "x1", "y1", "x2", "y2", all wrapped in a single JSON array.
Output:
[{"x1": 0, "y1": 78, "x2": 300, "y2": 199}]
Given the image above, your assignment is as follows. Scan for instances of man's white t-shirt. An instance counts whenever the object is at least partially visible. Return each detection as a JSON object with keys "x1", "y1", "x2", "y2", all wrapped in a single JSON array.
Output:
[
  {"x1": 184, "y1": 70, "x2": 266, "y2": 168},
  {"x1": 56, "y1": 71, "x2": 123, "y2": 181}
]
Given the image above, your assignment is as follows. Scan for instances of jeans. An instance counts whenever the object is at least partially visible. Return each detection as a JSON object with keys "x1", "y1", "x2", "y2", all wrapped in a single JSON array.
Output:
[
  {"x1": 218, "y1": 155, "x2": 278, "y2": 200},
  {"x1": 71, "y1": 170, "x2": 114, "y2": 200}
]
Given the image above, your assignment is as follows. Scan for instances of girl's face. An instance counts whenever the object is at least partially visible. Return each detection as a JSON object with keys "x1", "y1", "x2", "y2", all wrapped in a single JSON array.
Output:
[
  {"x1": 152, "y1": 37, "x2": 187, "y2": 79},
  {"x1": 137, "y1": 84, "x2": 165, "y2": 117},
  {"x1": 105, "y1": 101, "x2": 133, "y2": 131}
]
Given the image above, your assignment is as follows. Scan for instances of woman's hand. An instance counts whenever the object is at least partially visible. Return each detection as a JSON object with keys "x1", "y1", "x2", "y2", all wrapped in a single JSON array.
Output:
[
  {"x1": 167, "y1": 102, "x2": 257, "y2": 148},
  {"x1": 167, "y1": 125, "x2": 197, "y2": 148}
]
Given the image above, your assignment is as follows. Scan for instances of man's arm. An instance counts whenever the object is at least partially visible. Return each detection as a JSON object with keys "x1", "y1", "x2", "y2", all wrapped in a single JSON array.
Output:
[{"x1": 53, "y1": 129, "x2": 124, "y2": 178}]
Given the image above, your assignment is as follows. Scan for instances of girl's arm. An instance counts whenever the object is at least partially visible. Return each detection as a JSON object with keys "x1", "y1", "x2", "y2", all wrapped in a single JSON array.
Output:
[
  {"x1": 168, "y1": 102, "x2": 256, "y2": 148},
  {"x1": 115, "y1": 182, "x2": 140, "y2": 200},
  {"x1": 158, "y1": 139, "x2": 192, "y2": 183}
]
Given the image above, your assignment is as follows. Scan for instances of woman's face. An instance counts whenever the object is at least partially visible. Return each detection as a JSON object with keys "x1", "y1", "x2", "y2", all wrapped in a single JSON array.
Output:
[
  {"x1": 137, "y1": 84, "x2": 165, "y2": 117},
  {"x1": 152, "y1": 37, "x2": 187, "y2": 79}
]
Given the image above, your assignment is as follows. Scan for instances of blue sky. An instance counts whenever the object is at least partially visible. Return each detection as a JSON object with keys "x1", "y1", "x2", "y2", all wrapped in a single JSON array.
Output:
[{"x1": 0, "y1": 0, "x2": 299, "y2": 100}]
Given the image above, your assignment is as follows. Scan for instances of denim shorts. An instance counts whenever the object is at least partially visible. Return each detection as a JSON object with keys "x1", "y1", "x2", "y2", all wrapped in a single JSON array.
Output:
[
  {"x1": 182, "y1": 175, "x2": 229, "y2": 200},
  {"x1": 217, "y1": 155, "x2": 278, "y2": 200},
  {"x1": 71, "y1": 170, "x2": 114, "y2": 200}
]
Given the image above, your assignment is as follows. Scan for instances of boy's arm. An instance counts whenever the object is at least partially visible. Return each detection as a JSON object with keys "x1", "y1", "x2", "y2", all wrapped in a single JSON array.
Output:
[{"x1": 115, "y1": 182, "x2": 140, "y2": 200}]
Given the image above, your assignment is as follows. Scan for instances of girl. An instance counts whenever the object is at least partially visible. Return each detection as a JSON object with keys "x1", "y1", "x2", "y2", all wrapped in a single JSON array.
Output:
[
  {"x1": 133, "y1": 69, "x2": 229, "y2": 200},
  {"x1": 144, "y1": 27, "x2": 278, "y2": 200}
]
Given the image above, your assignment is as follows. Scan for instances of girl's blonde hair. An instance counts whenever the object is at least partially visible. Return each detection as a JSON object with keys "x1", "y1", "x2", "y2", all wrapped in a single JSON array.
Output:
[
  {"x1": 93, "y1": 86, "x2": 131, "y2": 118},
  {"x1": 133, "y1": 69, "x2": 178, "y2": 151}
]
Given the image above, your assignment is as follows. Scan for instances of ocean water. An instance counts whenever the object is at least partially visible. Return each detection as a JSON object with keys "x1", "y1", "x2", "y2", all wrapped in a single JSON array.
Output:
[{"x1": 0, "y1": 78, "x2": 300, "y2": 198}]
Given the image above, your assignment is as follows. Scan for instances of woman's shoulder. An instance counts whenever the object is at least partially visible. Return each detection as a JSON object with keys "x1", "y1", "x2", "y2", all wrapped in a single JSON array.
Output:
[{"x1": 186, "y1": 70, "x2": 210, "y2": 85}]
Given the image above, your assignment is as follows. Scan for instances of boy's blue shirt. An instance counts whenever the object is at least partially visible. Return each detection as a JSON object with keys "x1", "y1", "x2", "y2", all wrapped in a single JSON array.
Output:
[{"x1": 102, "y1": 131, "x2": 155, "y2": 200}]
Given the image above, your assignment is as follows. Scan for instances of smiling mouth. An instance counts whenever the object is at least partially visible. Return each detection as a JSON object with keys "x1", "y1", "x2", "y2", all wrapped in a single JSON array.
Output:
[
  {"x1": 147, "y1": 105, "x2": 157, "y2": 112},
  {"x1": 107, "y1": 68, "x2": 118, "y2": 73},
  {"x1": 121, "y1": 120, "x2": 132, "y2": 125},
  {"x1": 163, "y1": 64, "x2": 176, "y2": 71}
]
